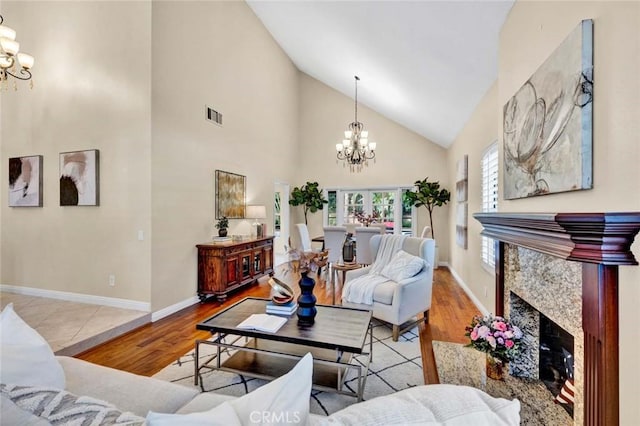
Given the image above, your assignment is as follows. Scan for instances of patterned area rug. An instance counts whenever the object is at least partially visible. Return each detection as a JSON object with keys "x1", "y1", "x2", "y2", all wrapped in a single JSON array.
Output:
[{"x1": 153, "y1": 319, "x2": 423, "y2": 416}]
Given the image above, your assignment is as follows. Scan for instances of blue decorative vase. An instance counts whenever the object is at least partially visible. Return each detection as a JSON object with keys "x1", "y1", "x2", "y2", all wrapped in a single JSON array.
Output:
[{"x1": 297, "y1": 271, "x2": 317, "y2": 326}]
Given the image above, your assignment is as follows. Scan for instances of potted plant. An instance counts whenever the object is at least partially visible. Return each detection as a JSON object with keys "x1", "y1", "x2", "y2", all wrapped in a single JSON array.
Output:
[
  {"x1": 405, "y1": 178, "x2": 450, "y2": 268},
  {"x1": 215, "y1": 216, "x2": 229, "y2": 237},
  {"x1": 288, "y1": 181, "x2": 328, "y2": 225},
  {"x1": 405, "y1": 177, "x2": 451, "y2": 241}
]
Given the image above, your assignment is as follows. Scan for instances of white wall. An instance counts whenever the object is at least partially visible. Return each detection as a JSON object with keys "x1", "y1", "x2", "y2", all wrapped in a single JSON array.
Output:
[
  {"x1": 0, "y1": 1, "x2": 153, "y2": 303},
  {"x1": 296, "y1": 74, "x2": 451, "y2": 257},
  {"x1": 150, "y1": 1, "x2": 299, "y2": 310},
  {"x1": 449, "y1": 2, "x2": 640, "y2": 422},
  {"x1": 447, "y1": 82, "x2": 498, "y2": 313}
]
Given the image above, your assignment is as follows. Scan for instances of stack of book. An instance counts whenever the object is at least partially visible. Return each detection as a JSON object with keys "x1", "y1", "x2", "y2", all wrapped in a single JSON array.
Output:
[{"x1": 265, "y1": 300, "x2": 298, "y2": 316}]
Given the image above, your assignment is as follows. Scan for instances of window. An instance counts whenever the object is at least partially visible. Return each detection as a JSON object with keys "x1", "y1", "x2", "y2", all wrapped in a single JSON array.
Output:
[
  {"x1": 481, "y1": 142, "x2": 499, "y2": 268},
  {"x1": 324, "y1": 187, "x2": 416, "y2": 235},
  {"x1": 327, "y1": 191, "x2": 338, "y2": 225}
]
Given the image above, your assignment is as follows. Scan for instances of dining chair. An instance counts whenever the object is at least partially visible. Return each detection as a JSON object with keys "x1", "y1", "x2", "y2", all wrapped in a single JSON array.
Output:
[
  {"x1": 292, "y1": 223, "x2": 314, "y2": 252},
  {"x1": 323, "y1": 226, "x2": 347, "y2": 266},
  {"x1": 420, "y1": 226, "x2": 432, "y2": 238},
  {"x1": 354, "y1": 227, "x2": 381, "y2": 266},
  {"x1": 292, "y1": 223, "x2": 325, "y2": 277}
]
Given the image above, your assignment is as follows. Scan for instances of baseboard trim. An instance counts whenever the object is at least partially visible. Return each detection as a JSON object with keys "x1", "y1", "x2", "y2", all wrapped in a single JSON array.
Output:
[
  {"x1": 446, "y1": 266, "x2": 490, "y2": 316},
  {"x1": 0, "y1": 284, "x2": 150, "y2": 312},
  {"x1": 152, "y1": 296, "x2": 200, "y2": 322}
]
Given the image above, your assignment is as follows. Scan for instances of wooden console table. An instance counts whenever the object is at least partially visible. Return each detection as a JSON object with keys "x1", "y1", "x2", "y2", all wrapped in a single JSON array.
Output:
[{"x1": 196, "y1": 236, "x2": 274, "y2": 302}]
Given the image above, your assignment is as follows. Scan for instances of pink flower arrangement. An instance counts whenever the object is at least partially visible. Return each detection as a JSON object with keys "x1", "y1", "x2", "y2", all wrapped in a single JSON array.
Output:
[{"x1": 465, "y1": 315, "x2": 523, "y2": 362}]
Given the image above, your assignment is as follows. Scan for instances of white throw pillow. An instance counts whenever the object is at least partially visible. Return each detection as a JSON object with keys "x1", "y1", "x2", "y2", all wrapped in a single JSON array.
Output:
[
  {"x1": 380, "y1": 250, "x2": 425, "y2": 281},
  {"x1": 147, "y1": 352, "x2": 313, "y2": 426},
  {"x1": 0, "y1": 303, "x2": 65, "y2": 389},
  {"x1": 147, "y1": 401, "x2": 240, "y2": 426}
]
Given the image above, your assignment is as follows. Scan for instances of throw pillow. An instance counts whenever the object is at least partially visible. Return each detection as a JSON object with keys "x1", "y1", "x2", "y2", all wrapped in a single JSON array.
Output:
[
  {"x1": 147, "y1": 352, "x2": 313, "y2": 426},
  {"x1": 380, "y1": 250, "x2": 425, "y2": 282},
  {"x1": 0, "y1": 303, "x2": 66, "y2": 389},
  {"x1": 0, "y1": 383, "x2": 145, "y2": 425},
  {"x1": 147, "y1": 402, "x2": 240, "y2": 426},
  {"x1": 310, "y1": 384, "x2": 520, "y2": 426}
]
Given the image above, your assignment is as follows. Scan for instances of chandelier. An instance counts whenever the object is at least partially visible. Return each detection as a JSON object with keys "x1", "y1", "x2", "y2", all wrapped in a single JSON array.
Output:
[
  {"x1": 0, "y1": 14, "x2": 34, "y2": 90},
  {"x1": 336, "y1": 75, "x2": 377, "y2": 172}
]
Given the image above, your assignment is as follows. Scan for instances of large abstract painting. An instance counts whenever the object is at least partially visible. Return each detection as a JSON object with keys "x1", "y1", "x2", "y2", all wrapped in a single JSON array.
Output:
[
  {"x1": 503, "y1": 19, "x2": 593, "y2": 199},
  {"x1": 8, "y1": 155, "x2": 43, "y2": 207},
  {"x1": 60, "y1": 149, "x2": 100, "y2": 206},
  {"x1": 215, "y1": 170, "x2": 245, "y2": 219}
]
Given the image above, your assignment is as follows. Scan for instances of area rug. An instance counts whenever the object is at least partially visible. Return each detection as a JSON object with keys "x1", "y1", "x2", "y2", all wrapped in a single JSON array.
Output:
[{"x1": 153, "y1": 319, "x2": 423, "y2": 416}]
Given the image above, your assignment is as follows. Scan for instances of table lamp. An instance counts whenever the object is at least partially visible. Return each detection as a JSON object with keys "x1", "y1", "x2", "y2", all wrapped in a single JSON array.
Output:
[{"x1": 246, "y1": 205, "x2": 267, "y2": 237}]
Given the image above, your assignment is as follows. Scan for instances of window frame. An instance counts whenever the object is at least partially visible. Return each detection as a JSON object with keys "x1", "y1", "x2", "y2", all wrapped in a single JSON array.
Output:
[
  {"x1": 323, "y1": 186, "x2": 416, "y2": 235},
  {"x1": 481, "y1": 142, "x2": 499, "y2": 272}
]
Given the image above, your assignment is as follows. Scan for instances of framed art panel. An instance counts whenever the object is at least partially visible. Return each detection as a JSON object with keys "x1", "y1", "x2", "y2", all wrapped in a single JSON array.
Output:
[
  {"x1": 455, "y1": 155, "x2": 468, "y2": 248},
  {"x1": 503, "y1": 19, "x2": 593, "y2": 199},
  {"x1": 215, "y1": 170, "x2": 245, "y2": 219},
  {"x1": 8, "y1": 155, "x2": 43, "y2": 207},
  {"x1": 60, "y1": 149, "x2": 100, "y2": 206}
]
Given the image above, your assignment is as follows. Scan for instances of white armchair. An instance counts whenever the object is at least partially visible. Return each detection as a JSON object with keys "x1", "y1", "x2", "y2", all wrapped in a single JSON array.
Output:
[{"x1": 343, "y1": 235, "x2": 435, "y2": 341}]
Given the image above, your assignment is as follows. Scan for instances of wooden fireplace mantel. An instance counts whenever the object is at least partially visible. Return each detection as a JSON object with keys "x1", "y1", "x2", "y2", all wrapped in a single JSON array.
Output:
[
  {"x1": 473, "y1": 212, "x2": 640, "y2": 426},
  {"x1": 473, "y1": 212, "x2": 640, "y2": 265}
]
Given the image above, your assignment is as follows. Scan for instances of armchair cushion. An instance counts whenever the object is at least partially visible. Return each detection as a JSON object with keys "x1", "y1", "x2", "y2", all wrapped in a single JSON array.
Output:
[{"x1": 380, "y1": 250, "x2": 425, "y2": 282}]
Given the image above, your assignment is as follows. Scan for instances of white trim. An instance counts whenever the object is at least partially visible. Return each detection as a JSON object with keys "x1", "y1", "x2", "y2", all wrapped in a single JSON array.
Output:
[
  {"x1": 446, "y1": 266, "x2": 490, "y2": 316},
  {"x1": 151, "y1": 296, "x2": 199, "y2": 322},
  {"x1": 0, "y1": 284, "x2": 150, "y2": 312}
]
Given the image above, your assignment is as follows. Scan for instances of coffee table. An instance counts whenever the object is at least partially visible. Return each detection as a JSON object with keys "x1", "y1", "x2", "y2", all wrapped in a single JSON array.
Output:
[{"x1": 194, "y1": 297, "x2": 372, "y2": 401}]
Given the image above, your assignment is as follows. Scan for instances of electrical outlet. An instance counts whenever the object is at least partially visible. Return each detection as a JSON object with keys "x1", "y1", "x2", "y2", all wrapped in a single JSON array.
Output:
[
  {"x1": 109, "y1": 274, "x2": 116, "y2": 286},
  {"x1": 137, "y1": 230, "x2": 144, "y2": 241},
  {"x1": 484, "y1": 287, "x2": 488, "y2": 297}
]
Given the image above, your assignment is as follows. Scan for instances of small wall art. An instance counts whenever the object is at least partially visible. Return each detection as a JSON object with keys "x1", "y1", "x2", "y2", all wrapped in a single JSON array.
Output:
[
  {"x1": 503, "y1": 19, "x2": 593, "y2": 199},
  {"x1": 215, "y1": 170, "x2": 245, "y2": 219},
  {"x1": 456, "y1": 155, "x2": 468, "y2": 249},
  {"x1": 8, "y1": 155, "x2": 43, "y2": 207},
  {"x1": 59, "y1": 149, "x2": 100, "y2": 206}
]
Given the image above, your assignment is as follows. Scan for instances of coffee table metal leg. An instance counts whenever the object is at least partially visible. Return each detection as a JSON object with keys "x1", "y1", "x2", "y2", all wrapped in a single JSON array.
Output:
[{"x1": 194, "y1": 340, "x2": 200, "y2": 386}]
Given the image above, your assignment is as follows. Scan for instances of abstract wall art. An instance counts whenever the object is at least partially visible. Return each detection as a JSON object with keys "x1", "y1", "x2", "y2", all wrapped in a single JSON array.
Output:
[
  {"x1": 59, "y1": 149, "x2": 100, "y2": 206},
  {"x1": 456, "y1": 155, "x2": 468, "y2": 249},
  {"x1": 8, "y1": 155, "x2": 43, "y2": 207},
  {"x1": 215, "y1": 170, "x2": 245, "y2": 219},
  {"x1": 503, "y1": 19, "x2": 593, "y2": 199}
]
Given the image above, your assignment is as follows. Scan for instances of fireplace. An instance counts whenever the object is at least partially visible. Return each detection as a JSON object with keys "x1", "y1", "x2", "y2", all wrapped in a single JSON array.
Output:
[
  {"x1": 474, "y1": 212, "x2": 640, "y2": 426},
  {"x1": 540, "y1": 314, "x2": 575, "y2": 417}
]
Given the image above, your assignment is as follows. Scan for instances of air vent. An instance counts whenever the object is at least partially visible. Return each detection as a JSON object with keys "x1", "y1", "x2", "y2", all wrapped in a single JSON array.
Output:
[{"x1": 206, "y1": 105, "x2": 223, "y2": 126}]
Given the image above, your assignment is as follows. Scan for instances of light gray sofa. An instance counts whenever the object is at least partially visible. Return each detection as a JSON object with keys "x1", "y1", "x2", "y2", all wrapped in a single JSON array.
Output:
[{"x1": 1, "y1": 355, "x2": 521, "y2": 425}]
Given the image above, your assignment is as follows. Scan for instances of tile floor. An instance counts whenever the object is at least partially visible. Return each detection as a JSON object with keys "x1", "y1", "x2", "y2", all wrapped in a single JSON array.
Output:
[{"x1": 1, "y1": 292, "x2": 150, "y2": 356}]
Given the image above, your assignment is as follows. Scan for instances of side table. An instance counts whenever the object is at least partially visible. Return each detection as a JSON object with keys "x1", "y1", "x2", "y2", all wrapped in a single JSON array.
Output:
[{"x1": 331, "y1": 262, "x2": 362, "y2": 305}]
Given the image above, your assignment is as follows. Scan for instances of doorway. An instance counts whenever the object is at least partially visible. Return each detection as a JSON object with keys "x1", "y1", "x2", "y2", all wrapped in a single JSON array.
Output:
[{"x1": 273, "y1": 182, "x2": 290, "y2": 266}]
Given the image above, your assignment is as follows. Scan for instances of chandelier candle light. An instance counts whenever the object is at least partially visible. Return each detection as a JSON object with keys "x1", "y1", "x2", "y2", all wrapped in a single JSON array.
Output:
[
  {"x1": 0, "y1": 15, "x2": 34, "y2": 90},
  {"x1": 336, "y1": 76, "x2": 377, "y2": 172}
]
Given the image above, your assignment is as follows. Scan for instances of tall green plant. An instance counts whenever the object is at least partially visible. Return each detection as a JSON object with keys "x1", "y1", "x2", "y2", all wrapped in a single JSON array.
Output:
[
  {"x1": 289, "y1": 181, "x2": 328, "y2": 225},
  {"x1": 405, "y1": 177, "x2": 451, "y2": 241}
]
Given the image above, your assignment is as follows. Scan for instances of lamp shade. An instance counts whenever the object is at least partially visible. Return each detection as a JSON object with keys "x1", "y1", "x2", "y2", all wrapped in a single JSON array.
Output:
[
  {"x1": 246, "y1": 205, "x2": 266, "y2": 219},
  {"x1": 17, "y1": 52, "x2": 33, "y2": 69}
]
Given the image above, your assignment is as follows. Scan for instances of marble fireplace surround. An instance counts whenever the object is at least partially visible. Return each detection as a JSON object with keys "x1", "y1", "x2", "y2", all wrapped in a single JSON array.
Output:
[{"x1": 474, "y1": 212, "x2": 640, "y2": 426}]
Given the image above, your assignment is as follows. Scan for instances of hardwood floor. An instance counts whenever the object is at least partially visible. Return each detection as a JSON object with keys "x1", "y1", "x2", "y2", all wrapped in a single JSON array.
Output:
[{"x1": 77, "y1": 266, "x2": 480, "y2": 383}]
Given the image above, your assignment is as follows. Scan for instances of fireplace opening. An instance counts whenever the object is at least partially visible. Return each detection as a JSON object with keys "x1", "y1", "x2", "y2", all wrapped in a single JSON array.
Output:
[{"x1": 539, "y1": 314, "x2": 575, "y2": 418}]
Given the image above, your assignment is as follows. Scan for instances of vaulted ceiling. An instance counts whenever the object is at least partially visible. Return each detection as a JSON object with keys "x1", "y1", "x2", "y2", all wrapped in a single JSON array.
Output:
[{"x1": 247, "y1": 1, "x2": 514, "y2": 148}]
